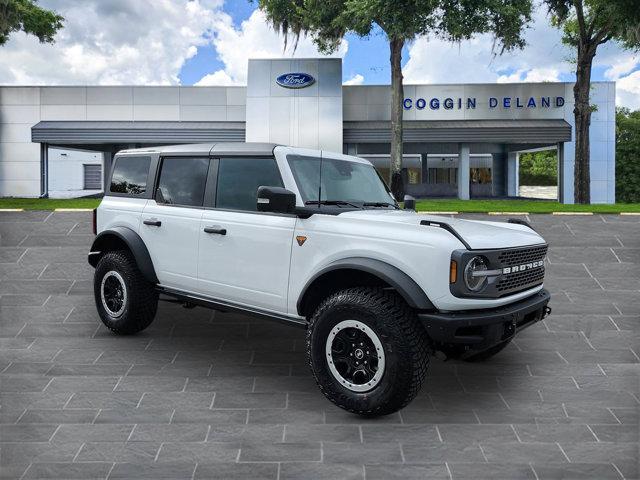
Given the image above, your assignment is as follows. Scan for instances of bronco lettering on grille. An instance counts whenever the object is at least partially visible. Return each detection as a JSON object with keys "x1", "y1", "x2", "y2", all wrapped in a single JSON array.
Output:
[{"x1": 502, "y1": 260, "x2": 544, "y2": 275}]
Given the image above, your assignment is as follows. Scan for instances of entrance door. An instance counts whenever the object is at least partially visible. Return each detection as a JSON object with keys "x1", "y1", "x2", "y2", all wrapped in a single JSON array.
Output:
[
  {"x1": 139, "y1": 156, "x2": 210, "y2": 292},
  {"x1": 197, "y1": 156, "x2": 295, "y2": 314}
]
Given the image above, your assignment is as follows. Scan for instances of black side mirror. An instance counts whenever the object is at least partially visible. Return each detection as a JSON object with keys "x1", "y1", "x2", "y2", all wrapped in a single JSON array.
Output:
[
  {"x1": 257, "y1": 186, "x2": 296, "y2": 214},
  {"x1": 403, "y1": 195, "x2": 416, "y2": 211}
]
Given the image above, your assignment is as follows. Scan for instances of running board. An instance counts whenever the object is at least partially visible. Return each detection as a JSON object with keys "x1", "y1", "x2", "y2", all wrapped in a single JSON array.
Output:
[{"x1": 157, "y1": 286, "x2": 307, "y2": 329}]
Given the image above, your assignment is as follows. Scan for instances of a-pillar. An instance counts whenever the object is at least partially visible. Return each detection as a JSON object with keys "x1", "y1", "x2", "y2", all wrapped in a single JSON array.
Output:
[{"x1": 457, "y1": 143, "x2": 470, "y2": 200}]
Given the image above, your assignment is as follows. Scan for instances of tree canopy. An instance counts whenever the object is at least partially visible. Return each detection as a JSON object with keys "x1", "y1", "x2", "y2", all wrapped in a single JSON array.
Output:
[
  {"x1": 260, "y1": 0, "x2": 532, "y2": 55},
  {"x1": 616, "y1": 108, "x2": 640, "y2": 203},
  {"x1": 0, "y1": 0, "x2": 64, "y2": 46}
]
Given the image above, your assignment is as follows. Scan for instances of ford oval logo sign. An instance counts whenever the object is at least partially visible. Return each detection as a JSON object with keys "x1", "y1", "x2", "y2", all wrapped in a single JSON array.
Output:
[{"x1": 276, "y1": 72, "x2": 315, "y2": 89}]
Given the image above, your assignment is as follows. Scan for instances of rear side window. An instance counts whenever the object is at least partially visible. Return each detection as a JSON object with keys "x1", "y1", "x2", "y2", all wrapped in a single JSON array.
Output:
[
  {"x1": 110, "y1": 156, "x2": 151, "y2": 195},
  {"x1": 156, "y1": 157, "x2": 210, "y2": 207},
  {"x1": 216, "y1": 157, "x2": 283, "y2": 211}
]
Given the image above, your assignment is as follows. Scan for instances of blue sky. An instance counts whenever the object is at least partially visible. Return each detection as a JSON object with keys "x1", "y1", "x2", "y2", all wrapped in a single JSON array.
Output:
[
  {"x1": 0, "y1": 0, "x2": 637, "y2": 107},
  {"x1": 178, "y1": 0, "x2": 627, "y2": 87}
]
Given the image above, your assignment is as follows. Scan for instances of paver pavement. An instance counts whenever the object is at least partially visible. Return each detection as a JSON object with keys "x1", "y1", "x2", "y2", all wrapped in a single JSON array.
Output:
[{"x1": 0, "y1": 211, "x2": 638, "y2": 479}]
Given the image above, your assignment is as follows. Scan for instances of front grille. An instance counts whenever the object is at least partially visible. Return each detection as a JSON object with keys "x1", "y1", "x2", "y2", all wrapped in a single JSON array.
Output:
[
  {"x1": 495, "y1": 245, "x2": 548, "y2": 296},
  {"x1": 497, "y1": 245, "x2": 548, "y2": 266}
]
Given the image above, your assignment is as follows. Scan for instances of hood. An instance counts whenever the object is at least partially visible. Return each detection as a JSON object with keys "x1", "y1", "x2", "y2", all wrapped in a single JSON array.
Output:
[{"x1": 337, "y1": 210, "x2": 545, "y2": 250}]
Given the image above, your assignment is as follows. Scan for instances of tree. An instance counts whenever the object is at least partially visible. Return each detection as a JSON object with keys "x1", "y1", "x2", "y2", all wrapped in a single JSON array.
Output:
[
  {"x1": 0, "y1": 0, "x2": 64, "y2": 46},
  {"x1": 544, "y1": 0, "x2": 640, "y2": 204},
  {"x1": 258, "y1": 0, "x2": 533, "y2": 200},
  {"x1": 615, "y1": 107, "x2": 640, "y2": 203}
]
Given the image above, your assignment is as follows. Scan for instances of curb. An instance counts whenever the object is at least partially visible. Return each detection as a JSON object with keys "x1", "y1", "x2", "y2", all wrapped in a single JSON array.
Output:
[
  {"x1": 0, "y1": 208, "x2": 24, "y2": 212},
  {"x1": 418, "y1": 211, "x2": 459, "y2": 215},
  {"x1": 54, "y1": 208, "x2": 95, "y2": 212},
  {"x1": 552, "y1": 212, "x2": 594, "y2": 215},
  {"x1": 488, "y1": 212, "x2": 529, "y2": 215},
  {"x1": 620, "y1": 212, "x2": 640, "y2": 216}
]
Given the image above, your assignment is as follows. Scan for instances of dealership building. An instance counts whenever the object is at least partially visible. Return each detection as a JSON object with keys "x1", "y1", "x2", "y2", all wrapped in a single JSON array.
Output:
[{"x1": 0, "y1": 58, "x2": 616, "y2": 203}]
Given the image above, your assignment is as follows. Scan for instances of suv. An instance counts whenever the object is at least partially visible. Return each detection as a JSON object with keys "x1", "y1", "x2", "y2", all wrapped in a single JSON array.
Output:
[{"x1": 89, "y1": 143, "x2": 551, "y2": 416}]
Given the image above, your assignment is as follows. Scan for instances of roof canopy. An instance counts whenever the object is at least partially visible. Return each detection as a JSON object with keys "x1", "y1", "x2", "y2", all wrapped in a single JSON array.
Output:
[{"x1": 344, "y1": 120, "x2": 572, "y2": 144}]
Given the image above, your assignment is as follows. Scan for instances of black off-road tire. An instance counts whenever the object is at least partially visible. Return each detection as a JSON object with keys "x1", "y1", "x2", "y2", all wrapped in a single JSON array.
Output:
[
  {"x1": 94, "y1": 250, "x2": 158, "y2": 335},
  {"x1": 463, "y1": 339, "x2": 511, "y2": 362},
  {"x1": 307, "y1": 287, "x2": 430, "y2": 416}
]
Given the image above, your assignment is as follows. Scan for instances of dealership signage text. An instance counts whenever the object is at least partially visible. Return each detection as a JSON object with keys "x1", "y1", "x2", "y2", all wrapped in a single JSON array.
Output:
[{"x1": 403, "y1": 96, "x2": 565, "y2": 110}]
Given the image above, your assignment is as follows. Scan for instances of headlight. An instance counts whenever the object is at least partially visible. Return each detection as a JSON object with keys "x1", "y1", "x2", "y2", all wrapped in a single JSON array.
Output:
[{"x1": 464, "y1": 256, "x2": 489, "y2": 292}]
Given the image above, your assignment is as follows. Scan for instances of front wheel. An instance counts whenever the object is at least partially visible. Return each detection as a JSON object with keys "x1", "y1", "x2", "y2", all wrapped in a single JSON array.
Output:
[
  {"x1": 307, "y1": 287, "x2": 430, "y2": 416},
  {"x1": 94, "y1": 250, "x2": 158, "y2": 335}
]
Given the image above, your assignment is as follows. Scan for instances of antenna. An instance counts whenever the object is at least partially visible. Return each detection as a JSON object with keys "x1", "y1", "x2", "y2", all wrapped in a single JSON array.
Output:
[{"x1": 317, "y1": 150, "x2": 323, "y2": 208}]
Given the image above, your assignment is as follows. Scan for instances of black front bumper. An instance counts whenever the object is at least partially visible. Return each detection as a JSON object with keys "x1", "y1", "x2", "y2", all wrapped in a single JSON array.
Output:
[{"x1": 418, "y1": 289, "x2": 551, "y2": 352}]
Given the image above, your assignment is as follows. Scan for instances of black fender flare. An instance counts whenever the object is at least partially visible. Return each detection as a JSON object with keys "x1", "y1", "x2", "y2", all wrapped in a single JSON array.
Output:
[
  {"x1": 88, "y1": 227, "x2": 158, "y2": 284},
  {"x1": 297, "y1": 257, "x2": 434, "y2": 316}
]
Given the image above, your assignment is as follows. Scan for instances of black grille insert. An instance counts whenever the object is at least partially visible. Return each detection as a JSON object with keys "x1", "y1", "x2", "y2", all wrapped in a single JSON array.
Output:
[{"x1": 496, "y1": 245, "x2": 548, "y2": 295}]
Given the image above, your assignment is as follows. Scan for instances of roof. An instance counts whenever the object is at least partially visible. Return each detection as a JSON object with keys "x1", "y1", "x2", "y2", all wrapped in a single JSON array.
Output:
[
  {"x1": 118, "y1": 142, "x2": 279, "y2": 157},
  {"x1": 344, "y1": 119, "x2": 572, "y2": 144},
  {"x1": 31, "y1": 121, "x2": 246, "y2": 145}
]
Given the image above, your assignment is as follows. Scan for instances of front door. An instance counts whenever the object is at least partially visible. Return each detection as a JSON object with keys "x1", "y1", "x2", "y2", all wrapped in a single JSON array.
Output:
[
  {"x1": 197, "y1": 156, "x2": 295, "y2": 314},
  {"x1": 139, "y1": 156, "x2": 210, "y2": 292}
]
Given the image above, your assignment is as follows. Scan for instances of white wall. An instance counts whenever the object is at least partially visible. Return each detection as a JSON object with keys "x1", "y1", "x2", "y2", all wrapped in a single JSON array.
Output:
[
  {"x1": 48, "y1": 147, "x2": 103, "y2": 199},
  {"x1": 245, "y1": 58, "x2": 342, "y2": 152}
]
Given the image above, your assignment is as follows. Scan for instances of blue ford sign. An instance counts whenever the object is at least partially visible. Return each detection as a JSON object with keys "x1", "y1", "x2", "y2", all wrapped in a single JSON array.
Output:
[{"x1": 276, "y1": 72, "x2": 315, "y2": 89}]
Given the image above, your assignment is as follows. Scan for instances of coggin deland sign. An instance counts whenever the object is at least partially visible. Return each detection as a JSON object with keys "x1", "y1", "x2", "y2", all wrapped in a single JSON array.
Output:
[{"x1": 403, "y1": 95, "x2": 565, "y2": 110}]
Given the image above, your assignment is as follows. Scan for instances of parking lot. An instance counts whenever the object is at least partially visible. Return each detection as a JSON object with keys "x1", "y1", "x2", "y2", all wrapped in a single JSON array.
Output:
[{"x1": 0, "y1": 211, "x2": 638, "y2": 480}]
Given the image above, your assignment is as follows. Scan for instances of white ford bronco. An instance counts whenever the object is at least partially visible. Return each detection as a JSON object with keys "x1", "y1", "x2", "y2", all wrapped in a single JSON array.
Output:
[{"x1": 89, "y1": 143, "x2": 551, "y2": 416}]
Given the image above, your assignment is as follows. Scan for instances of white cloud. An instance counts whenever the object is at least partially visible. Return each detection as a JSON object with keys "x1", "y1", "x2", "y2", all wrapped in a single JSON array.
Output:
[
  {"x1": 343, "y1": 74, "x2": 364, "y2": 85},
  {"x1": 195, "y1": 70, "x2": 238, "y2": 86},
  {"x1": 497, "y1": 67, "x2": 561, "y2": 83},
  {"x1": 402, "y1": 9, "x2": 639, "y2": 108},
  {"x1": 0, "y1": 0, "x2": 223, "y2": 85},
  {"x1": 196, "y1": 9, "x2": 348, "y2": 86},
  {"x1": 604, "y1": 54, "x2": 639, "y2": 80},
  {"x1": 616, "y1": 70, "x2": 640, "y2": 110},
  {"x1": 403, "y1": 10, "x2": 571, "y2": 85}
]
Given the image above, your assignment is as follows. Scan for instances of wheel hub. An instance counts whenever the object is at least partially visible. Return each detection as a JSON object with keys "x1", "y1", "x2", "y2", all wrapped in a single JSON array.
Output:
[
  {"x1": 325, "y1": 320, "x2": 385, "y2": 392},
  {"x1": 100, "y1": 270, "x2": 127, "y2": 318}
]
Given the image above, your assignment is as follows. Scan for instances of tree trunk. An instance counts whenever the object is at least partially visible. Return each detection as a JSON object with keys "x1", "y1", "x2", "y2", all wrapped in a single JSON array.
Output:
[
  {"x1": 389, "y1": 37, "x2": 405, "y2": 201},
  {"x1": 573, "y1": 46, "x2": 595, "y2": 204}
]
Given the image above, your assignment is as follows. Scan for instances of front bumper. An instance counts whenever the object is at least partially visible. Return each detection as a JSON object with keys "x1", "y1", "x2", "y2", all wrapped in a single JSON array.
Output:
[{"x1": 418, "y1": 289, "x2": 551, "y2": 352}]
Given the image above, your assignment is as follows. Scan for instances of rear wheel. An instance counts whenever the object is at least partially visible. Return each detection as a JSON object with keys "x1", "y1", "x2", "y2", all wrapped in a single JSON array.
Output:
[
  {"x1": 94, "y1": 250, "x2": 158, "y2": 335},
  {"x1": 307, "y1": 287, "x2": 429, "y2": 416}
]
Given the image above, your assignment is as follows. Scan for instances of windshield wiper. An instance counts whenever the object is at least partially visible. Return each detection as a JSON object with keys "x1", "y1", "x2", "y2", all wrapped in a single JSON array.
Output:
[
  {"x1": 363, "y1": 202, "x2": 400, "y2": 209},
  {"x1": 305, "y1": 200, "x2": 362, "y2": 209}
]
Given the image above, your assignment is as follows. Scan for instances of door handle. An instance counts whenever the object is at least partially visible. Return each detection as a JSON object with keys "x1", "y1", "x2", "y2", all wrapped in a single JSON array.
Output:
[
  {"x1": 143, "y1": 219, "x2": 162, "y2": 227},
  {"x1": 204, "y1": 226, "x2": 227, "y2": 235}
]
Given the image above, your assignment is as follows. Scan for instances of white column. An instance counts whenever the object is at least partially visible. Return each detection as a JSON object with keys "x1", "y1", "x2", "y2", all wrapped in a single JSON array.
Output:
[
  {"x1": 457, "y1": 143, "x2": 470, "y2": 200},
  {"x1": 507, "y1": 151, "x2": 519, "y2": 197}
]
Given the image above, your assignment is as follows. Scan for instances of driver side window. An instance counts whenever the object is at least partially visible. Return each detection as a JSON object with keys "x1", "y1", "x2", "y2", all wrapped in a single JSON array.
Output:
[{"x1": 216, "y1": 157, "x2": 284, "y2": 211}]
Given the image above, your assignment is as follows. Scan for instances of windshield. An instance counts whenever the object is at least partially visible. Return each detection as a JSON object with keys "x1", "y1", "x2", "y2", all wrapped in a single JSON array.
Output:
[{"x1": 287, "y1": 154, "x2": 396, "y2": 206}]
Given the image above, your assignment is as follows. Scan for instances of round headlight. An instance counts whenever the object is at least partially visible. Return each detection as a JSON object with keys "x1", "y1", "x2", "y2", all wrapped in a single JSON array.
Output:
[{"x1": 464, "y1": 256, "x2": 489, "y2": 292}]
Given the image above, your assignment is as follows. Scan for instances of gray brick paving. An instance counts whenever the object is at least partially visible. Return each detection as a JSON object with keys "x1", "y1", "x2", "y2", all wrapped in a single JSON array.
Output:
[{"x1": 0, "y1": 211, "x2": 638, "y2": 479}]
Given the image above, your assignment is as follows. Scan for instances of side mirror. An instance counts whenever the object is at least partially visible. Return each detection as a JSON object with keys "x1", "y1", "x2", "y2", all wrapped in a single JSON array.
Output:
[
  {"x1": 257, "y1": 186, "x2": 296, "y2": 214},
  {"x1": 403, "y1": 195, "x2": 416, "y2": 211}
]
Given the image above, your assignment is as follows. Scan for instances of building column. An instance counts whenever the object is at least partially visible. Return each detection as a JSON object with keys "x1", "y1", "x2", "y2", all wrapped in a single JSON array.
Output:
[
  {"x1": 457, "y1": 143, "x2": 470, "y2": 200},
  {"x1": 103, "y1": 151, "x2": 113, "y2": 193},
  {"x1": 40, "y1": 143, "x2": 49, "y2": 198},
  {"x1": 507, "y1": 151, "x2": 519, "y2": 197},
  {"x1": 557, "y1": 142, "x2": 565, "y2": 203}
]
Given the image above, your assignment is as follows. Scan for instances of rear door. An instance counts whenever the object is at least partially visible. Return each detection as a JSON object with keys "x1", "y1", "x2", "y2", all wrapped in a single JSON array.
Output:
[
  {"x1": 139, "y1": 156, "x2": 210, "y2": 292},
  {"x1": 197, "y1": 156, "x2": 296, "y2": 314}
]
